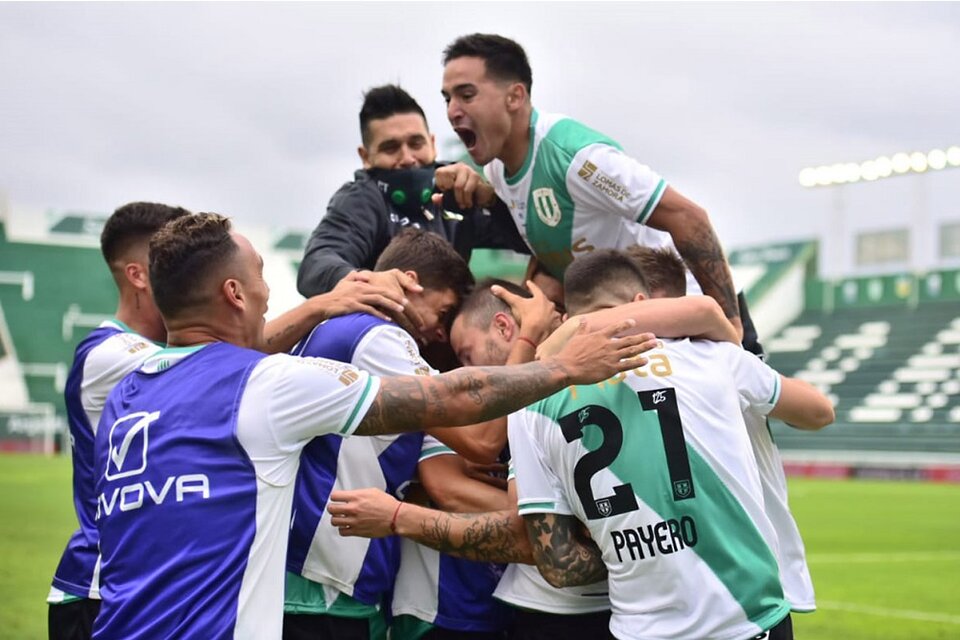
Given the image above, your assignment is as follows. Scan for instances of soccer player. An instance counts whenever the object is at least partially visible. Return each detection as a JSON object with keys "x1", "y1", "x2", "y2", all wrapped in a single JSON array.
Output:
[
  {"x1": 284, "y1": 228, "x2": 509, "y2": 639},
  {"x1": 436, "y1": 33, "x2": 744, "y2": 339},
  {"x1": 624, "y1": 246, "x2": 824, "y2": 622},
  {"x1": 90, "y1": 213, "x2": 655, "y2": 640},
  {"x1": 511, "y1": 249, "x2": 832, "y2": 639},
  {"x1": 48, "y1": 202, "x2": 437, "y2": 640},
  {"x1": 329, "y1": 281, "x2": 741, "y2": 640},
  {"x1": 48, "y1": 202, "x2": 189, "y2": 640},
  {"x1": 297, "y1": 84, "x2": 528, "y2": 299}
]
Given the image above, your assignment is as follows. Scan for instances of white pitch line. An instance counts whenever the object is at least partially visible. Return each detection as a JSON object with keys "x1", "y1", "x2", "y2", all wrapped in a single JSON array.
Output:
[
  {"x1": 808, "y1": 551, "x2": 960, "y2": 563},
  {"x1": 818, "y1": 600, "x2": 960, "y2": 625}
]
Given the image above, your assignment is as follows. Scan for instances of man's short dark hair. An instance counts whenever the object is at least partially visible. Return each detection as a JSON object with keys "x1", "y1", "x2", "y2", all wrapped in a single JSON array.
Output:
[
  {"x1": 443, "y1": 34, "x2": 532, "y2": 94},
  {"x1": 100, "y1": 202, "x2": 191, "y2": 267},
  {"x1": 374, "y1": 228, "x2": 474, "y2": 303},
  {"x1": 457, "y1": 278, "x2": 529, "y2": 329},
  {"x1": 359, "y1": 85, "x2": 428, "y2": 147},
  {"x1": 564, "y1": 250, "x2": 650, "y2": 315},
  {"x1": 149, "y1": 213, "x2": 238, "y2": 319},
  {"x1": 624, "y1": 246, "x2": 687, "y2": 298}
]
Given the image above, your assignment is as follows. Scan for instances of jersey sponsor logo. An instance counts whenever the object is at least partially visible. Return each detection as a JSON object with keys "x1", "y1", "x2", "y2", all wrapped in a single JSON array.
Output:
[
  {"x1": 97, "y1": 474, "x2": 210, "y2": 519},
  {"x1": 578, "y1": 163, "x2": 630, "y2": 202},
  {"x1": 578, "y1": 161, "x2": 598, "y2": 180},
  {"x1": 568, "y1": 353, "x2": 673, "y2": 400},
  {"x1": 303, "y1": 357, "x2": 362, "y2": 384},
  {"x1": 532, "y1": 188, "x2": 562, "y2": 227},
  {"x1": 339, "y1": 369, "x2": 360, "y2": 386},
  {"x1": 105, "y1": 411, "x2": 158, "y2": 480},
  {"x1": 99, "y1": 410, "x2": 211, "y2": 519},
  {"x1": 610, "y1": 515, "x2": 698, "y2": 562}
]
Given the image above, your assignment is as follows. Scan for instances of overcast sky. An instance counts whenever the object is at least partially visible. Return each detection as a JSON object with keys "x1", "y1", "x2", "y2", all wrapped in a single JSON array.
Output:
[{"x1": 1, "y1": 2, "x2": 958, "y2": 252}]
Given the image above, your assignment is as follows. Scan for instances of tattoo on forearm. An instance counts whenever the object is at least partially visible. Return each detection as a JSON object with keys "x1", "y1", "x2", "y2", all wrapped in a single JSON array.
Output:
[
  {"x1": 416, "y1": 511, "x2": 533, "y2": 563},
  {"x1": 358, "y1": 363, "x2": 568, "y2": 436},
  {"x1": 263, "y1": 323, "x2": 296, "y2": 347},
  {"x1": 673, "y1": 224, "x2": 740, "y2": 321},
  {"x1": 525, "y1": 513, "x2": 607, "y2": 587}
]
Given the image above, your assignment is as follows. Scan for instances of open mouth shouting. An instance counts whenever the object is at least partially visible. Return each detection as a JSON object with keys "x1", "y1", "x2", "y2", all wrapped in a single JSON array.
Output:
[{"x1": 454, "y1": 126, "x2": 477, "y2": 151}]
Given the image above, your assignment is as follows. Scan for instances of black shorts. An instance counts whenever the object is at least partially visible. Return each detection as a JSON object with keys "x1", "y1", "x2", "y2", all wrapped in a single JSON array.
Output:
[
  {"x1": 48, "y1": 598, "x2": 100, "y2": 640},
  {"x1": 508, "y1": 609, "x2": 612, "y2": 640},
  {"x1": 423, "y1": 628, "x2": 506, "y2": 640},
  {"x1": 767, "y1": 613, "x2": 794, "y2": 640},
  {"x1": 283, "y1": 613, "x2": 378, "y2": 640}
]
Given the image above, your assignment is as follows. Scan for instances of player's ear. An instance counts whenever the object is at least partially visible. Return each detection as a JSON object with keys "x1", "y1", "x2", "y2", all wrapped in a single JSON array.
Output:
[
  {"x1": 123, "y1": 262, "x2": 149, "y2": 292},
  {"x1": 358, "y1": 145, "x2": 371, "y2": 168},
  {"x1": 222, "y1": 278, "x2": 244, "y2": 311},
  {"x1": 506, "y1": 82, "x2": 526, "y2": 111},
  {"x1": 492, "y1": 311, "x2": 513, "y2": 339}
]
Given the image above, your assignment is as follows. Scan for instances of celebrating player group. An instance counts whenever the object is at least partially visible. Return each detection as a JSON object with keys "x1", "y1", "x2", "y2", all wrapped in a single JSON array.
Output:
[{"x1": 49, "y1": 33, "x2": 834, "y2": 640}]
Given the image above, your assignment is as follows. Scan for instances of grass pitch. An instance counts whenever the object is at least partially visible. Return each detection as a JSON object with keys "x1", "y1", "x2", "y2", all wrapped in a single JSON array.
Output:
[{"x1": 1, "y1": 454, "x2": 958, "y2": 639}]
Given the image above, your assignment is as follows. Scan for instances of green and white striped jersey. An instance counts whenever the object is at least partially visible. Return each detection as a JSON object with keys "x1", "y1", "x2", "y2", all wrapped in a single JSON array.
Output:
[
  {"x1": 484, "y1": 109, "x2": 667, "y2": 280},
  {"x1": 510, "y1": 338, "x2": 789, "y2": 640}
]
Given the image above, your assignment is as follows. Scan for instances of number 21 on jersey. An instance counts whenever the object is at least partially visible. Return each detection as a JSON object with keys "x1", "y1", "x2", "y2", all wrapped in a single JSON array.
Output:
[{"x1": 559, "y1": 388, "x2": 695, "y2": 520}]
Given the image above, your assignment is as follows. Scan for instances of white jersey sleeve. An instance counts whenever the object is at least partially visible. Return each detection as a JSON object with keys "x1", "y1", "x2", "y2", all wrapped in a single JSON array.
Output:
[
  {"x1": 508, "y1": 410, "x2": 573, "y2": 516},
  {"x1": 237, "y1": 353, "x2": 379, "y2": 486},
  {"x1": 419, "y1": 434, "x2": 454, "y2": 462},
  {"x1": 565, "y1": 143, "x2": 667, "y2": 225},
  {"x1": 724, "y1": 345, "x2": 782, "y2": 416},
  {"x1": 352, "y1": 324, "x2": 436, "y2": 378},
  {"x1": 83, "y1": 331, "x2": 161, "y2": 433}
]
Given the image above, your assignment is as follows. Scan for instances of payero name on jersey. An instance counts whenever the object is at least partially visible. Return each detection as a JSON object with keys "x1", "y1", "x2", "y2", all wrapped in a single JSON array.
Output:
[{"x1": 611, "y1": 515, "x2": 699, "y2": 564}]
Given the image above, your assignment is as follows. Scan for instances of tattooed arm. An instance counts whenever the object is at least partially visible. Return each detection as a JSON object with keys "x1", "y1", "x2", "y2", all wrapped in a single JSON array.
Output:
[
  {"x1": 354, "y1": 321, "x2": 656, "y2": 436},
  {"x1": 646, "y1": 186, "x2": 743, "y2": 341},
  {"x1": 327, "y1": 483, "x2": 534, "y2": 564},
  {"x1": 523, "y1": 512, "x2": 607, "y2": 588}
]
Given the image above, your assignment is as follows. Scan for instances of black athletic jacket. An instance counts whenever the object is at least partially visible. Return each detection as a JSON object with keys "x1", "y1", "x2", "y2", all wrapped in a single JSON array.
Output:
[{"x1": 297, "y1": 166, "x2": 530, "y2": 297}]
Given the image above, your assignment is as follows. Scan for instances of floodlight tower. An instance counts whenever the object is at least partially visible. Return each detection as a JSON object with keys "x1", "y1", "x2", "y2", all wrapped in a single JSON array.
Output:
[{"x1": 798, "y1": 146, "x2": 960, "y2": 278}]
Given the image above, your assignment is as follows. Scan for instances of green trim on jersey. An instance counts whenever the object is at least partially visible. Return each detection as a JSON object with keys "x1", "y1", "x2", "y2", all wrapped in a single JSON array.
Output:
[
  {"x1": 636, "y1": 179, "x2": 666, "y2": 224},
  {"x1": 341, "y1": 376, "x2": 375, "y2": 434},
  {"x1": 528, "y1": 382, "x2": 785, "y2": 628},
  {"x1": 109, "y1": 318, "x2": 163, "y2": 347},
  {"x1": 524, "y1": 116, "x2": 621, "y2": 279},
  {"x1": 283, "y1": 572, "x2": 382, "y2": 619},
  {"x1": 390, "y1": 614, "x2": 434, "y2": 640},
  {"x1": 153, "y1": 345, "x2": 205, "y2": 356},
  {"x1": 48, "y1": 592, "x2": 85, "y2": 605},
  {"x1": 420, "y1": 444, "x2": 454, "y2": 459},
  {"x1": 767, "y1": 374, "x2": 782, "y2": 405},
  {"x1": 505, "y1": 109, "x2": 540, "y2": 186},
  {"x1": 519, "y1": 500, "x2": 557, "y2": 512}
]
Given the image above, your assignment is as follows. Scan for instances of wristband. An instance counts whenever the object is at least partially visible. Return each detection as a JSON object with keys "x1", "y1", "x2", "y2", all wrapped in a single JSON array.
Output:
[
  {"x1": 517, "y1": 336, "x2": 538, "y2": 350},
  {"x1": 390, "y1": 501, "x2": 404, "y2": 534}
]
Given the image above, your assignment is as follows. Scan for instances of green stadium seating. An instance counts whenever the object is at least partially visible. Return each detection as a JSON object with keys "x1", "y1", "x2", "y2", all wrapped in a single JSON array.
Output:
[
  {"x1": 0, "y1": 220, "x2": 116, "y2": 420},
  {"x1": 766, "y1": 301, "x2": 960, "y2": 453}
]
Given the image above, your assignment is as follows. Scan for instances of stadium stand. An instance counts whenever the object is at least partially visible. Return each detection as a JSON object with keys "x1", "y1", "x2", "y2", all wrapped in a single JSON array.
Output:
[
  {"x1": 764, "y1": 266, "x2": 960, "y2": 457},
  {"x1": 0, "y1": 213, "x2": 110, "y2": 452}
]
